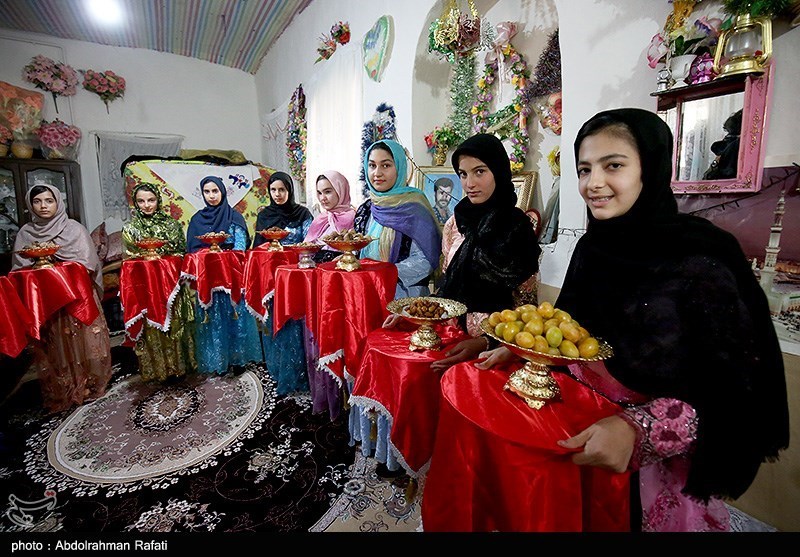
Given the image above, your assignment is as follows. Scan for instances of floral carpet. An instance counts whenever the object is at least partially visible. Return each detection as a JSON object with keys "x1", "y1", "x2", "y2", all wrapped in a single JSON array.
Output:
[{"x1": 0, "y1": 356, "x2": 421, "y2": 534}]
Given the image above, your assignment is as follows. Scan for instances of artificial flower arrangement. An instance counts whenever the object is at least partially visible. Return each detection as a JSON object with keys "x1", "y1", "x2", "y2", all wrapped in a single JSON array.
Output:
[
  {"x1": 315, "y1": 21, "x2": 351, "y2": 63},
  {"x1": 35, "y1": 119, "x2": 81, "y2": 160},
  {"x1": 0, "y1": 124, "x2": 12, "y2": 147},
  {"x1": 81, "y1": 68, "x2": 126, "y2": 113},
  {"x1": 22, "y1": 55, "x2": 78, "y2": 114},
  {"x1": 428, "y1": 0, "x2": 493, "y2": 63},
  {"x1": 331, "y1": 21, "x2": 351, "y2": 45},
  {"x1": 424, "y1": 124, "x2": 461, "y2": 153},
  {"x1": 647, "y1": 0, "x2": 723, "y2": 69}
]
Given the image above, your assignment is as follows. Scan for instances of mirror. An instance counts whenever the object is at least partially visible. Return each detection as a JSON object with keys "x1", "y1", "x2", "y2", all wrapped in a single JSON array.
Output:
[{"x1": 655, "y1": 63, "x2": 773, "y2": 194}]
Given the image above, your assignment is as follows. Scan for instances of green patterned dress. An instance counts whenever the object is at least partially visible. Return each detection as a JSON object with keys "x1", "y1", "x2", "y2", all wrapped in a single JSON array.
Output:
[{"x1": 121, "y1": 183, "x2": 197, "y2": 382}]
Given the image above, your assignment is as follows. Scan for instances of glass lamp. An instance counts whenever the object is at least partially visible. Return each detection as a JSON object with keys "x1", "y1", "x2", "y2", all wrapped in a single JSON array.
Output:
[{"x1": 713, "y1": 14, "x2": 773, "y2": 77}]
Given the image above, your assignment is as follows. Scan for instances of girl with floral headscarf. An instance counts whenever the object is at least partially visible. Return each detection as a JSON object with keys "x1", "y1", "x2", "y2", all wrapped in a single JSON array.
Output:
[
  {"x1": 121, "y1": 182, "x2": 196, "y2": 382},
  {"x1": 355, "y1": 140, "x2": 442, "y2": 298}
]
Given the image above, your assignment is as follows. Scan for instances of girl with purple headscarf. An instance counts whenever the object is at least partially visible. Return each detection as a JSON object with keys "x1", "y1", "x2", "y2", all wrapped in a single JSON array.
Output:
[{"x1": 354, "y1": 140, "x2": 441, "y2": 298}]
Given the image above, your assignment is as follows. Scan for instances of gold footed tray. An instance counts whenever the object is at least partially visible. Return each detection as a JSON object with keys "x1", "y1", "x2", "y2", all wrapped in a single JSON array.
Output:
[
  {"x1": 387, "y1": 296, "x2": 467, "y2": 351},
  {"x1": 284, "y1": 242, "x2": 323, "y2": 268},
  {"x1": 196, "y1": 232, "x2": 231, "y2": 252},
  {"x1": 134, "y1": 237, "x2": 167, "y2": 260},
  {"x1": 257, "y1": 228, "x2": 290, "y2": 251},
  {"x1": 16, "y1": 244, "x2": 61, "y2": 269},
  {"x1": 323, "y1": 238, "x2": 375, "y2": 271},
  {"x1": 480, "y1": 319, "x2": 613, "y2": 410}
]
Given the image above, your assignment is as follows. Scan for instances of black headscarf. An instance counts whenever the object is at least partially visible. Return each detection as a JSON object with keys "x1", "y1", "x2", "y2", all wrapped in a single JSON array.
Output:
[
  {"x1": 437, "y1": 134, "x2": 540, "y2": 313},
  {"x1": 186, "y1": 176, "x2": 249, "y2": 253},
  {"x1": 254, "y1": 172, "x2": 313, "y2": 247},
  {"x1": 558, "y1": 108, "x2": 788, "y2": 501}
]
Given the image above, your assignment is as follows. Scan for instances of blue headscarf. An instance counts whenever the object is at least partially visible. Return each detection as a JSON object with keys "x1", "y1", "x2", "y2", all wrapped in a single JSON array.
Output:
[
  {"x1": 186, "y1": 175, "x2": 249, "y2": 253},
  {"x1": 360, "y1": 140, "x2": 441, "y2": 268}
]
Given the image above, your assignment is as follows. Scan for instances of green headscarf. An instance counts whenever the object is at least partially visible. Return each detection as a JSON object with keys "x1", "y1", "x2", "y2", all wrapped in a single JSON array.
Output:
[{"x1": 122, "y1": 183, "x2": 186, "y2": 256}]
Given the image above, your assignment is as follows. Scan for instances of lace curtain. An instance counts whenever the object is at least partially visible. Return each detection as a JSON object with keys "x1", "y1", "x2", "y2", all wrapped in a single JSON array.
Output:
[
  {"x1": 261, "y1": 103, "x2": 290, "y2": 175},
  {"x1": 94, "y1": 132, "x2": 184, "y2": 221},
  {"x1": 305, "y1": 48, "x2": 363, "y2": 211}
]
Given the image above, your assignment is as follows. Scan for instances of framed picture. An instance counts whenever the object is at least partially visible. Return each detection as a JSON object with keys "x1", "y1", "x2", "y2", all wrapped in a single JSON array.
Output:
[
  {"x1": 415, "y1": 166, "x2": 463, "y2": 226},
  {"x1": 512, "y1": 171, "x2": 537, "y2": 212}
]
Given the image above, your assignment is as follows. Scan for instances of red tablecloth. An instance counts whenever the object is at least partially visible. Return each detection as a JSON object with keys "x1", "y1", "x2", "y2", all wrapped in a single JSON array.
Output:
[
  {"x1": 0, "y1": 275, "x2": 35, "y2": 358},
  {"x1": 243, "y1": 248, "x2": 299, "y2": 321},
  {"x1": 273, "y1": 265, "x2": 317, "y2": 335},
  {"x1": 421, "y1": 362, "x2": 631, "y2": 532},
  {"x1": 316, "y1": 259, "x2": 397, "y2": 385},
  {"x1": 350, "y1": 324, "x2": 469, "y2": 476},
  {"x1": 7, "y1": 261, "x2": 100, "y2": 340},
  {"x1": 181, "y1": 249, "x2": 246, "y2": 308},
  {"x1": 119, "y1": 255, "x2": 184, "y2": 342}
]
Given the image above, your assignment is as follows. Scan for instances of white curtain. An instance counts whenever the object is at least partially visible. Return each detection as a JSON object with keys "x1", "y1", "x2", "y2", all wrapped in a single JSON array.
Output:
[
  {"x1": 261, "y1": 103, "x2": 290, "y2": 173},
  {"x1": 94, "y1": 132, "x2": 183, "y2": 221},
  {"x1": 305, "y1": 47, "x2": 364, "y2": 212}
]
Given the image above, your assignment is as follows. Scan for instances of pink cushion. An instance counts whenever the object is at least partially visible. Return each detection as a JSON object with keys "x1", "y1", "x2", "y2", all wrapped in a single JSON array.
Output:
[{"x1": 105, "y1": 231, "x2": 123, "y2": 262}]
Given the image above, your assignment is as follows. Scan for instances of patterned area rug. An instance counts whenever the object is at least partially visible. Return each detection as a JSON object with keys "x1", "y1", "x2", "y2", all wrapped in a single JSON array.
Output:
[{"x1": 44, "y1": 370, "x2": 267, "y2": 490}]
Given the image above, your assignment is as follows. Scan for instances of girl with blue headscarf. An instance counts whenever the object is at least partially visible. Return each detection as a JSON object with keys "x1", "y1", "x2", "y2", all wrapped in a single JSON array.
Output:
[
  {"x1": 354, "y1": 140, "x2": 442, "y2": 298},
  {"x1": 186, "y1": 176, "x2": 250, "y2": 253},
  {"x1": 186, "y1": 175, "x2": 260, "y2": 374}
]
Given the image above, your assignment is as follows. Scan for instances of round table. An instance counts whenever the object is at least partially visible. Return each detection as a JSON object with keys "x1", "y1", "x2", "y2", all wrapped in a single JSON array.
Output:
[{"x1": 119, "y1": 255, "x2": 184, "y2": 344}]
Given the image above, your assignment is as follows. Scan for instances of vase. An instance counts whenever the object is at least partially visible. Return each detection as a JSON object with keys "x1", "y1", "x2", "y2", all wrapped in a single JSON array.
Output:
[
  {"x1": 0, "y1": 144, "x2": 7, "y2": 157},
  {"x1": 669, "y1": 54, "x2": 697, "y2": 88},
  {"x1": 10, "y1": 141, "x2": 33, "y2": 159},
  {"x1": 433, "y1": 145, "x2": 447, "y2": 166}
]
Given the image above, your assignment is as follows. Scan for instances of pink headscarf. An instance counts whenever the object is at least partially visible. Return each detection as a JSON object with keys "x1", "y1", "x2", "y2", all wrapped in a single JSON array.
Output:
[{"x1": 304, "y1": 170, "x2": 356, "y2": 243}]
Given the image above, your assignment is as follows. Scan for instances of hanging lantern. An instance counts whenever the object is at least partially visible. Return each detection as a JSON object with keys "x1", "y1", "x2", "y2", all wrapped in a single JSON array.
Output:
[{"x1": 713, "y1": 14, "x2": 772, "y2": 78}]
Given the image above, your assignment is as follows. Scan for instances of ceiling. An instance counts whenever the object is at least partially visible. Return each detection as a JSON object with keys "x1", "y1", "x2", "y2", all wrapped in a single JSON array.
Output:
[{"x1": 0, "y1": 0, "x2": 313, "y2": 74}]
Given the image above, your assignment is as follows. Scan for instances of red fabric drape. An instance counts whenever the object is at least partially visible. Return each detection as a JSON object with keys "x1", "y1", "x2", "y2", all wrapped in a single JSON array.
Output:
[
  {"x1": 273, "y1": 265, "x2": 316, "y2": 336},
  {"x1": 421, "y1": 362, "x2": 630, "y2": 532},
  {"x1": 119, "y1": 255, "x2": 183, "y2": 342},
  {"x1": 0, "y1": 275, "x2": 35, "y2": 358},
  {"x1": 8, "y1": 261, "x2": 99, "y2": 339},
  {"x1": 316, "y1": 260, "x2": 397, "y2": 382},
  {"x1": 243, "y1": 248, "x2": 299, "y2": 321},
  {"x1": 350, "y1": 324, "x2": 469, "y2": 474},
  {"x1": 181, "y1": 249, "x2": 245, "y2": 308}
]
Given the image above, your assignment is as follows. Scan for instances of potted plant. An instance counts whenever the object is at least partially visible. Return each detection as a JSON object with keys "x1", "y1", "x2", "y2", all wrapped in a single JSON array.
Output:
[
  {"x1": 35, "y1": 119, "x2": 81, "y2": 160},
  {"x1": 424, "y1": 124, "x2": 460, "y2": 165},
  {"x1": 0, "y1": 125, "x2": 11, "y2": 157}
]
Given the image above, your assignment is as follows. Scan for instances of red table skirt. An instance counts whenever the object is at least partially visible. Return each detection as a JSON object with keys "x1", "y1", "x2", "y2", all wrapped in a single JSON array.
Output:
[
  {"x1": 7, "y1": 261, "x2": 100, "y2": 340},
  {"x1": 120, "y1": 255, "x2": 183, "y2": 342},
  {"x1": 0, "y1": 275, "x2": 35, "y2": 358},
  {"x1": 273, "y1": 265, "x2": 316, "y2": 335},
  {"x1": 421, "y1": 362, "x2": 630, "y2": 532},
  {"x1": 243, "y1": 248, "x2": 299, "y2": 321},
  {"x1": 316, "y1": 259, "x2": 398, "y2": 383},
  {"x1": 350, "y1": 324, "x2": 469, "y2": 475},
  {"x1": 181, "y1": 249, "x2": 245, "y2": 308}
]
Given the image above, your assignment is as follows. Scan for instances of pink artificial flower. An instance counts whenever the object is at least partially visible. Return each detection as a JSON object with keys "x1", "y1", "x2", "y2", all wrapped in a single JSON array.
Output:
[{"x1": 647, "y1": 33, "x2": 669, "y2": 69}]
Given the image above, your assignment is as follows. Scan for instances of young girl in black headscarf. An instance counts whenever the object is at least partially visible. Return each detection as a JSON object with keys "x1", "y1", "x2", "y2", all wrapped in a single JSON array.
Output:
[
  {"x1": 483, "y1": 108, "x2": 789, "y2": 531},
  {"x1": 253, "y1": 172, "x2": 312, "y2": 247}
]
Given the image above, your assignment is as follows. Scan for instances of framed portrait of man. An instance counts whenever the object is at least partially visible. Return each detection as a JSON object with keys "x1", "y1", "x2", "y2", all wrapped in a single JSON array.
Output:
[{"x1": 415, "y1": 167, "x2": 463, "y2": 227}]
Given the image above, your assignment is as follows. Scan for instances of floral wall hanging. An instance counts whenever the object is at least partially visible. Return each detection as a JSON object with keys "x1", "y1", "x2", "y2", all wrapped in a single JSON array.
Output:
[
  {"x1": 81, "y1": 69, "x2": 126, "y2": 113},
  {"x1": 363, "y1": 15, "x2": 394, "y2": 82},
  {"x1": 315, "y1": 21, "x2": 351, "y2": 63},
  {"x1": 22, "y1": 55, "x2": 78, "y2": 114},
  {"x1": 472, "y1": 22, "x2": 534, "y2": 173},
  {"x1": 286, "y1": 85, "x2": 307, "y2": 189}
]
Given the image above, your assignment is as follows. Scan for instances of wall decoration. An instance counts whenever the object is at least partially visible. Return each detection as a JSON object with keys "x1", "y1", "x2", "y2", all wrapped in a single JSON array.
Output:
[
  {"x1": 472, "y1": 22, "x2": 533, "y2": 173},
  {"x1": 316, "y1": 21, "x2": 351, "y2": 63},
  {"x1": 286, "y1": 85, "x2": 307, "y2": 196},
  {"x1": 528, "y1": 29, "x2": 563, "y2": 136},
  {"x1": 359, "y1": 103, "x2": 398, "y2": 196},
  {"x1": 511, "y1": 171, "x2": 537, "y2": 212},
  {"x1": 414, "y1": 166, "x2": 463, "y2": 227},
  {"x1": 22, "y1": 55, "x2": 78, "y2": 114},
  {"x1": 428, "y1": 0, "x2": 494, "y2": 63},
  {"x1": 81, "y1": 69, "x2": 126, "y2": 113},
  {"x1": 363, "y1": 15, "x2": 394, "y2": 82},
  {"x1": 0, "y1": 80, "x2": 44, "y2": 145}
]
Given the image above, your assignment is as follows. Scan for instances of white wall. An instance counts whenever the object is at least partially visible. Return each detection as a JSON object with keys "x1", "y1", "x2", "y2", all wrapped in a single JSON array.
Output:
[{"x1": 0, "y1": 29, "x2": 262, "y2": 232}]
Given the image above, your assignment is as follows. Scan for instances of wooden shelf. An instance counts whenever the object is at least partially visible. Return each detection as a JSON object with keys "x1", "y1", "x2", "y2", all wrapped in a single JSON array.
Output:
[{"x1": 652, "y1": 73, "x2": 750, "y2": 111}]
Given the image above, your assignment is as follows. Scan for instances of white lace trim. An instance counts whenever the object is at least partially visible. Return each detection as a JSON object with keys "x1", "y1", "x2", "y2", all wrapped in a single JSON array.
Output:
[{"x1": 317, "y1": 349, "x2": 344, "y2": 387}]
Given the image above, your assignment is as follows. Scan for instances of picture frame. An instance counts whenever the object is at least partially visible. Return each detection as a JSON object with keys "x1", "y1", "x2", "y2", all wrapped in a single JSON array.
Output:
[
  {"x1": 415, "y1": 166, "x2": 463, "y2": 227},
  {"x1": 512, "y1": 171, "x2": 537, "y2": 212}
]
